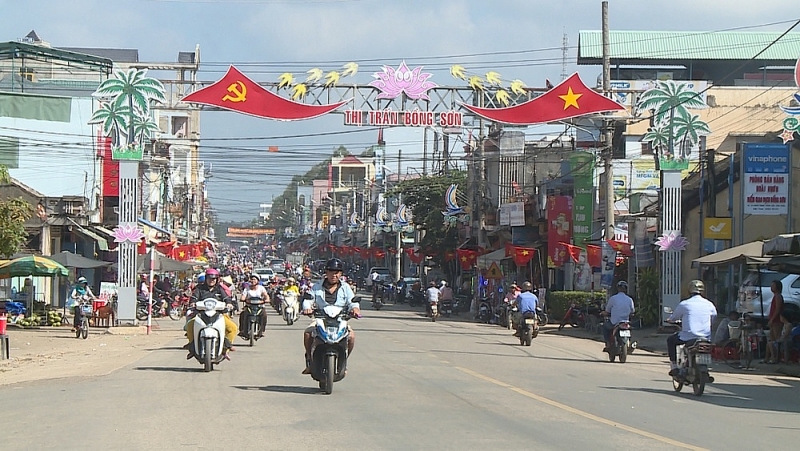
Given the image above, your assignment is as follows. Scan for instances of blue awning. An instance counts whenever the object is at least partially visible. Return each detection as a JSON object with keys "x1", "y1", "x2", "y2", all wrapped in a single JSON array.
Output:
[{"x1": 137, "y1": 218, "x2": 172, "y2": 236}]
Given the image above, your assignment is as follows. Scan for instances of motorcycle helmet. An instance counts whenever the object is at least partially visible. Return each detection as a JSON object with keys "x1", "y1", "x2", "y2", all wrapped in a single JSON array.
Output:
[
  {"x1": 688, "y1": 279, "x2": 704, "y2": 295},
  {"x1": 77, "y1": 276, "x2": 88, "y2": 284},
  {"x1": 205, "y1": 268, "x2": 219, "y2": 280},
  {"x1": 325, "y1": 258, "x2": 344, "y2": 272},
  {"x1": 197, "y1": 274, "x2": 206, "y2": 283},
  {"x1": 429, "y1": 281, "x2": 436, "y2": 287},
  {"x1": 521, "y1": 281, "x2": 533, "y2": 291},
  {"x1": 617, "y1": 280, "x2": 628, "y2": 290}
]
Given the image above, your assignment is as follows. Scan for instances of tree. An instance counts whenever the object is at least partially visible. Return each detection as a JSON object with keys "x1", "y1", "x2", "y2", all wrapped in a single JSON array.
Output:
[
  {"x1": 92, "y1": 68, "x2": 166, "y2": 144},
  {"x1": 0, "y1": 166, "x2": 33, "y2": 258},
  {"x1": 388, "y1": 171, "x2": 467, "y2": 262}
]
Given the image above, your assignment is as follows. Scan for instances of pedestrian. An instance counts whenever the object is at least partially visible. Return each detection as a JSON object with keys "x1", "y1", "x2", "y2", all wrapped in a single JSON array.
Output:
[{"x1": 763, "y1": 280, "x2": 785, "y2": 364}]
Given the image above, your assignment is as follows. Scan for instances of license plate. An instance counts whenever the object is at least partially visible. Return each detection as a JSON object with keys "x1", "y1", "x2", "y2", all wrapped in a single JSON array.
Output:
[
  {"x1": 618, "y1": 330, "x2": 631, "y2": 337},
  {"x1": 696, "y1": 354, "x2": 711, "y2": 365},
  {"x1": 524, "y1": 318, "x2": 536, "y2": 325}
]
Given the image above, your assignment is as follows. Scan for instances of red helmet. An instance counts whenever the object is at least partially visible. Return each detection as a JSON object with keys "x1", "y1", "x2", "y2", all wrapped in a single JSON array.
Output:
[{"x1": 205, "y1": 268, "x2": 220, "y2": 279}]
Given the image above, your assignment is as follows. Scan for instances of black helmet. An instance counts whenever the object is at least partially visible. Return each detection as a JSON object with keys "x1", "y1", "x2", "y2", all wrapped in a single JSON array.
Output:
[{"x1": 325, "y1": 258, "x2": 344, "y2": 272}]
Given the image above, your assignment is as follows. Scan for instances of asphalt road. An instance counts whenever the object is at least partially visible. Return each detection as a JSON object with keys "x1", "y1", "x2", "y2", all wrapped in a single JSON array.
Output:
[{"x1": 3, "y1": 302, "x2": 799, "y2": 451}]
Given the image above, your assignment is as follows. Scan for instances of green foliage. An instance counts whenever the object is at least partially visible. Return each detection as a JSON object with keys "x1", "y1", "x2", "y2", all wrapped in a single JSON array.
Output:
[
  {"x1": 636, "y1": 267, "x2": 660, "y2": 326},
  {"x1": 0, "y1": 166, "x2": 33, "y2": 258},
  {"x1": 387, "y1": 172, "x2": 466, "y2": 263},
  {"x1": 548, "y1": 291, "x2": 605, "y2": 320}
]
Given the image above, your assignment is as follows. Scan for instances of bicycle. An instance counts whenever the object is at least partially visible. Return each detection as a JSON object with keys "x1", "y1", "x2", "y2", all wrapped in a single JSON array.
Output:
[{"x1": 721, "y1": 316, "x2": 757, "y2": 369}]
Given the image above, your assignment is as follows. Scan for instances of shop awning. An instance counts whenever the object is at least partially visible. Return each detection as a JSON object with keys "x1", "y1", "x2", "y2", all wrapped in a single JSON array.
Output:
[
  {"x1": 73, "y1": 225, "x2": 109, "y2": 251},
  {"x1": 692, "y1": 241, "x2": 767, "y2": 267},
  {"x1": 763, "y1": 233, "x2": 800, "y2": 255},
  {"x1": 137, "y1": 217, "x2": 172, "y2": 236},
  {"x1": 93, "y1": 225, "x2": 117, "y2": 239}
]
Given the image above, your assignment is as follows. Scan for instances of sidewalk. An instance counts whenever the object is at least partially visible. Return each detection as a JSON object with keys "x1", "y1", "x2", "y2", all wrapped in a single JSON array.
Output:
[{"x1": 541, "y1": 323, "x2": 800, "y2": 378}]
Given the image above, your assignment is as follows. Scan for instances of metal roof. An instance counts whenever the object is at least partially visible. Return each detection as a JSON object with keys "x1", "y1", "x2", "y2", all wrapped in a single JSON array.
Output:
[
  {"x1": 578, "y1": 31, "x2": 800, "y2": 64},
  {"x1": 61, "y1": 47, "x2": 139, "y2": 63},
  {"x1": 0, "y1": 41, "x2": 113, "y2": 71}
]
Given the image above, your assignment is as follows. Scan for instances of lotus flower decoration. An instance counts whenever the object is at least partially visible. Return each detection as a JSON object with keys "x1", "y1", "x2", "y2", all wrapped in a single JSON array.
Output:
[
  {"x1": 655, "y1": 231, "x2": 689, "y2": 252},
  {"x1": 112, "y1": 224, "x2": 145, "y2": 244},
  {"x1": 369, "y1": 61, "x2": 438, "y2": 101}
]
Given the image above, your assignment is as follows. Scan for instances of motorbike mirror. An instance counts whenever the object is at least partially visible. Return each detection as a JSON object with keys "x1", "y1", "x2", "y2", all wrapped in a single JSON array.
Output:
[
  {"x1": 303, "y1": 292, "x2": 313, "y2": 300},
  {"x1": 663, "y1": 306, "x2": 673, "y2": 314}
]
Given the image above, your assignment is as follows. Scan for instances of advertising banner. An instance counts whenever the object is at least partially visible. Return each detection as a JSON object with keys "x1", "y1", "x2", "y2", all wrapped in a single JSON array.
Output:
[
  {"x1": 742, "y1": 143, "x2": 790, "y2": 215},
  {"x1": 547, "y1": 195, "x2": 572, "y2": 268},
  {"x1": 570, "y1": 152, "x2": 594, "y2": 248},
  {"x1": 600, "y1": 240, "x2": 616, "y2": 289}
]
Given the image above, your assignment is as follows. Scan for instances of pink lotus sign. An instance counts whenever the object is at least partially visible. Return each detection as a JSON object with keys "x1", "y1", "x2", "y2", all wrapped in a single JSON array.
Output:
[{"x1": 368, "y1": 61, "x2": 437, "y2": 100}]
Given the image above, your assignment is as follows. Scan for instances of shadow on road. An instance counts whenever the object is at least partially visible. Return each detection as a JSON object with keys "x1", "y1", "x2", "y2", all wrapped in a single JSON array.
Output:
[
  {"x1": 232, "y1": 385, "x2": 319, "y2": 395},
  {"x1": 144, "y1": 346, "x2": 186, "y2": 351},
  {"x1": 134, "y1": 366, "x2": 204, "y2": 373},
  {"x1": 600, "y1": 377, "x2": 800, "y2": 413}
]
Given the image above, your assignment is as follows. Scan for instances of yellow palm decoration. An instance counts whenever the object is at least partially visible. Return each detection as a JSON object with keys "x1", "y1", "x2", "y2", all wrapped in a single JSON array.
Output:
[
  {"x1": 510, "y1": 79, "x2": 527, "y2": 95},
  {"x1": 342, "y1": 62, "x2": 358, "y2": 77},
  {"x1": 450, "y1": 65, "x2": 467, "y2": 80},
  {"x1": 278, "y1": 73, "x2": 294, "y2": 89},
  {"x1": 469, "y1": 75, "x2": 484, "y2": 91},
  {"x1": 495, "y1": 89, "x2": 510, "y2": 106},
  {"x1": 325, "y1": 71, "x2": 340, "y2": 87},
  {"x1": 306, "y1": 68, "x2": 323, "y2": 83},
  {"x1": 292, "y1": 83, "x2": 308, "y2": 100},
  {"x1": 485, "y1": 71, "x2": 502, "y2": 86}
]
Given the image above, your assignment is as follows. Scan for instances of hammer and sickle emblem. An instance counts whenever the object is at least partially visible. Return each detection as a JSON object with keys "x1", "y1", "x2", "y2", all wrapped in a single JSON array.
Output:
[{"x1": 222, "y1": 81, "x2": 247, "y2": 102}]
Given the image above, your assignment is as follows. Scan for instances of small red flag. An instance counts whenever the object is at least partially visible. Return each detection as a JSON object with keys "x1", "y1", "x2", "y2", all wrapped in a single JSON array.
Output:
[
  {"x1": 181, "y1": 66, "x2": 348, "y2": 121},
  {"x1": 462, "y1": 73, "x2": 625, "y2": 125},
  {"x1": 456, "y1": 249, "x2": 478, "y2": 270},
  {"x1": 606, "y1": 240, "x2": 633, "y2": 257},
  {"x1": 512, "y1": 247, "x2": 536, "y2": 266},
  {"x1": 586, "y1": 245, "x2": 602, "y2": 268},
  {"x1": 560, "y1": 242, "x2": 582, "y2": 263}
]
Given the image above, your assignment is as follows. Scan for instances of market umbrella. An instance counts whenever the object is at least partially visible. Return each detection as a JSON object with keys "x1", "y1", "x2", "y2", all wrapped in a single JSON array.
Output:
[
  {"x1": 48, "y1": 251, "x2": 112, "y2": 269},
  {"x1": 136, "y1": 250, "x2": 193, "y2": 272},
  {"x1": 0, "y1": 255, "x2": 69, "y2": 279}
]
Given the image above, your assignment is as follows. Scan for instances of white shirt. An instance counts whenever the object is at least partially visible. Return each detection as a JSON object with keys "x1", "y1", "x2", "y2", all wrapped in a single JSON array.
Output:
[
  {"x1": 426, "y1": 287, "x2": 441, "y2": 303},
  {"x1": 605, "y1": 292, "x2": 635, "y2": 325},
  {"x1": 242, "y1": 285, "x2": 267, "y2": 301},
  {"x1": 669, "y1": 294, "x2": 718, "y2": 341}
]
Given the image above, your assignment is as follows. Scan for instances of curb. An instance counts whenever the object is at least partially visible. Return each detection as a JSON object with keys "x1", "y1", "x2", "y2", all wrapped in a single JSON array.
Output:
[{"x1": 103, "y1": 326, "x2": 148, "y2": 335}]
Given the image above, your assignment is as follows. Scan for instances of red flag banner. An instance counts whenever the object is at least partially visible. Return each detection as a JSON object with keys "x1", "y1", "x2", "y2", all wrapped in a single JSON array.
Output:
[
  {"x1": 137, "y1": 238, "x2": 147, "y2": 255},
  {"x1": 155, "y1": 240, "x2": 176, "y2": 255},
  {"x1": 461, "y1": 73, "x2": 625, "y2": 125},
  {"x1": 560, "y1": 242, "x2": 582, "y2": 263},
  {"x1": 172, "y1": 244, "x2": 196, "y2": 261},
  {"x1": 359, "y1": 248, "x2": 371, "y2": 259},
  {"x1": 406, "y1": 248, "x2": 425, "y2": 264},
  {"x1": 606, "y1": 240, "x2": 633, "y2": 257},
  {"x1": 456, "y1": 249, "x2": 478, "y2": 270},
  {"x1": 181, "y1": 66, "x2": 349, "y2": 121},
  {"x1": 512, "y1": 247, "x2": 536, "y2": 266},
  {"x1": 586, "y1": 244, "x2": 602, "y2": 268}
]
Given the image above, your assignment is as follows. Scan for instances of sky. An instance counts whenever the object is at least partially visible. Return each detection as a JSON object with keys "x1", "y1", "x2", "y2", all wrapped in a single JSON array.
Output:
[{"x1": 3, "y1": 0, "x2": 800, "y2": 221}]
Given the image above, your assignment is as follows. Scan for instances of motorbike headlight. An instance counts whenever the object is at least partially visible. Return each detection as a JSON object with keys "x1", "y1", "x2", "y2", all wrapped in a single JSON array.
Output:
[{"x1": 204, "y1": 300, "x2": 216, "y2": 311}]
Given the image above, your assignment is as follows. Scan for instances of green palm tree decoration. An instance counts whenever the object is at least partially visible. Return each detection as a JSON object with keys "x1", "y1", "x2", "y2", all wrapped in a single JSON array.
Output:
[
  {"x1": 92, "y1": 68, "x2": 166, "y2": 144},
  {"x1": 642, "y1": 123, "x2": 671, "y2": 156},
  {"x1": 673, "y1": 113, "x2": 711, "y2": 158},
  {"x1": 131, "y1": 115, "x2": 161, "y2": 143},
  {"x1": 88, "y1": 101, "x2": 131, "y2": 146},
  {"x1": 636, "y1": 80, "x2": 706, "y2": 125}
]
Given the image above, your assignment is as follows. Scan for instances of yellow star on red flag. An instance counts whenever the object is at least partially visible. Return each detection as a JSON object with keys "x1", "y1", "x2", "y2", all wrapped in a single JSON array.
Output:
[{"x1": 558, "y1": 87, "x2": 582, "y2": 110}]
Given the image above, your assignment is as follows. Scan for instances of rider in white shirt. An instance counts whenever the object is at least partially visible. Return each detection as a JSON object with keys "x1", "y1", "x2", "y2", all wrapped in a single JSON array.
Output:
[
  {"x1": 425, "y1": 281, "x2": 441, "y2": 317},
  {"x1": 602, "y1": 280, "x2": 635, "y2": 351},
  {"x1": 239, "y1": 274, "x2": 269, "y2": 338},
  {"x1": 666, "y1": 280, "x2": 718, "y2": 376}
]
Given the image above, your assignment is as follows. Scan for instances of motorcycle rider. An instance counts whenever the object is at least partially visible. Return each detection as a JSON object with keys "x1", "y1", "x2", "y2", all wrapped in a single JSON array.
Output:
[
  {"x1": 666, "y1": 280, "x2": 718, "y2": 377},
  {"x1": 282, "y1": 276, "x2": 301, "y2": 319},
  {"x1": 301, "y1": 258, "x2": 361, "y2": 374},
  {"x1": 69, "y1": 276, "x2": 97, "y2": 332},
  {"x1": 186, "y1": 268, "x2": 239, "y2": 359},
  {"x1": 425, "y1": 281, "x2": 440, "y2": 317},
  {"x1": 602, "y1": 280, "x2": 635, "y2": 352},
  {"x1": 513, "y1": 282, "x2": 538, "y2": 337},
  {"x1": 238, "y1": 274, "x2": 269, "y2": 339}
]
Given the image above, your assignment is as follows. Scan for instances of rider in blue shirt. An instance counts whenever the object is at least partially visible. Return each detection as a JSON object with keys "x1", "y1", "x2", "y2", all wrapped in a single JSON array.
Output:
[{"x1": 513, "y1": 282, "x2": 538, "y2": 336}]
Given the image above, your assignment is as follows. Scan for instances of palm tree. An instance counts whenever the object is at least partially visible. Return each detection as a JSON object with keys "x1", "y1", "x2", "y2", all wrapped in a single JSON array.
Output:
[
  {"x1": 642, "y1": 123, "x2": 671, "y2": 157},
  {"x1": 131, "y1": 114, "x2": 161, "y2": 143},
  {"x1": 93, "y1": 68, "x2": 165, "y2": 144},
  {"x1": 88, "y1": 101, "x2": 131, "y2": 146},
  {"x1": 636, "y1": 80, "x2": 706, "y2": 125},
  {"x1": 673, "y1": 113, "x2": 711, "y2": 159}
]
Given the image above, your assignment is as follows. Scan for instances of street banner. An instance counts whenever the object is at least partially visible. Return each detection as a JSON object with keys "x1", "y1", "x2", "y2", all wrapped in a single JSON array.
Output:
[
  {"x1": 570, "y1": 152, "x2": 594, "y2": 248},
  {"x1": 600, "y1": 240, "x2": 616, "y2": 289},
  {"x1": 547, "y1": 196, "x2": 572, "y2": 268},
  {"x1": 742, "y1": 143, "x2": 790, "y2": 215}
]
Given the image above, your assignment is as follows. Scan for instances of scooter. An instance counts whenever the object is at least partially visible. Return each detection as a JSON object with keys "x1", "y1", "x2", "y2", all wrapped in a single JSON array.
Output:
[
  {"x1": 307, "y1": 305, "x2": 358, "y2": 394},
  {"x1": 409, "y1": 289, "x2": 425, "y2": 307},
  {"x1": 243, "y1": 297, "x2": 265, "y2": 347},
  {"x1": 477, "y1": 299, "x2": 492, "y2": 324},
  {"x1": 664, "y1": 307, "x2": 714, "y2": 396},
  {"x1": 371, "y1": 295, "x2": 383, "y2": 310},
  {"x1": 440, "y1": 298, "x2": 453, "y2": 317},
  {"x1": 282, "y1": 291, "x2": 299, "y2": 325},
  {"x1": 189, "y1": 298, "x2": 229, "y2": 372},
  {"x1": 517, "y1": 311, "x2": 538, "y2": 346},
  {"x1": 606, "y1": 320, "x2": 632, "y2": 363}
]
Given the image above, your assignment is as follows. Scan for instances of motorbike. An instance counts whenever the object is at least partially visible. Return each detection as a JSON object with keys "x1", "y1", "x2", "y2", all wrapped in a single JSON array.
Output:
[
  {"x1": 477, "y1": 298, "x2": 492, "y2": 324},
  {"x1": 606, "y1": 320, "x2": 632, "y2": 363},
  {"x1": 664, "y1": 308, "x2": 713, "y2": 396},
  {"x1": 517, "y1": 311, "x2": 538, "y2": 346},
  {"x1": 189, "y1": 298, "x2": 230, "y2": 372},
  {"x1": 74, "y1": 296, "x2": 93, "y2": 339},
  {"x1": 409, "y1": 289, "x2": 425, "y2": 307},
  {"x1": 496, "y1": 301, "x2": 513, "y2": 329},
  {"x1": 536, "y1": 306, "x2": 549, "y2": 326},
  {"x1": 282, "y1": 290, "x2": 299, "y2": 325},
  {"x1": 371, "y1": 294, "x2": 383, "y2": 310},
  {"x1": 136, "y1": 293, "x2": 180, "y2": 321},
  {"x1": 440, "y1": 298, "x2": 453, "y2": 317},
  {"x1": 558, "y1": 300, "x2": 602, "y2": 331},
  {"x1": 307, "y1": 305, "x2": 358, "y2": 394},
  {"x1": 243, "y1": 297, "x2": 266, "y2": 347},
  {"x1": 430, "y1": 300, "x2": 439, "y2": 322}
]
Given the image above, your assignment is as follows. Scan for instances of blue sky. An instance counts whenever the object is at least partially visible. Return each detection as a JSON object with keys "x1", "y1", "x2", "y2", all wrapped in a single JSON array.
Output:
[{"x1": 2, "y1": 0, "x2": 798, "y2": 220}]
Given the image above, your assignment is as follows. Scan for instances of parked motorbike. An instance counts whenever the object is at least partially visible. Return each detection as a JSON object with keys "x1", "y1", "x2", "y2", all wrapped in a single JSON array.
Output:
[
  {"x1": 282, "y1": 290, "x2": 299, "y2": 325},
  {"x1": 136, "y1": 294, "x2": 176, "y2": 321},
  {"x1": 307, "y1": 305, "x2": 358, "y2": 394},
  {"x1": 496, "y1": 301, "x2": 513, "y2": 329},
  {"x1": 558, "y1": 300, "x2": 602, "y2": 330},
  {"x1": 664, "y1": 308, "x2": 713, "y2": 396},
  {"x1": 606, "y1": 320, "x2": 632, "y2": 363},
  {"x1": 409, "y1": 290, "x2": 425, "y2": 307},
  {"x1": 189, "y1": 298, "x2": 230, "y2": 372},
  {"x1": 536, "y1": 306, "x2": 549, "y2": 326},
  {"x1": 243, "y1": 297, "x2": 265, "y2": 347},
  {"x1": 517, "y1": 311, "x2": 538, "y2": 346},
  {"x1": 477, "y1": 299, "x2": 492, "y2": 324},
  {"x1": 371, "y1": 294, "x2": 383, "y2": 310}
]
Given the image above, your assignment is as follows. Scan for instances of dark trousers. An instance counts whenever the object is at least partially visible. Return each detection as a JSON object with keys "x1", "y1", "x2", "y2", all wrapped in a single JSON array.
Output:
[
  {"x1": 239, "y1": 308, "x2": 267, "y2": 335},
  {"x1": 602, "y1": 320, "x2": 613, "y2": 345},
  {"x1": 73, "y1": 306, "x2": 82, "y2": 328},
  {"x1": 667, "y1": 333, "x2": 688, "y2": 363}
]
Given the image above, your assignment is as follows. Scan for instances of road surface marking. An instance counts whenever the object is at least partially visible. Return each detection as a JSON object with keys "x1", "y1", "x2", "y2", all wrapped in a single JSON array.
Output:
[{"x1": 455, "y1": 366, "x2": 708, "y2": 451}]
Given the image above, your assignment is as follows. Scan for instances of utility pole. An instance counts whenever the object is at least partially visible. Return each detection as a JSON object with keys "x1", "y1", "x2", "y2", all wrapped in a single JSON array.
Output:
[
  {"x1": 422, "y1": 128, "x2": 428, "y2": 176},
  {"x1": 395, "y1": 149, "x2": 402, "y2": 282},
  {"x1": 602, "y1": 0, "x2": 615, "y2": 241}
]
